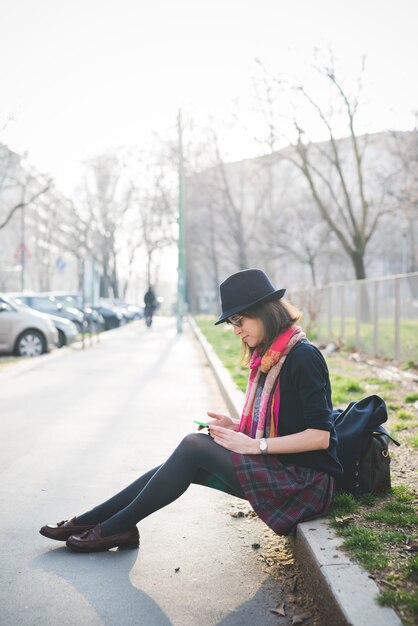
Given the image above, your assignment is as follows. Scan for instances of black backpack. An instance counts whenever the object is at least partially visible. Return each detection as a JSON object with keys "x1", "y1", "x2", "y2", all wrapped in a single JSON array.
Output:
[{"x1": 333, "y1": 395, "x2": 400, "y2": 495}]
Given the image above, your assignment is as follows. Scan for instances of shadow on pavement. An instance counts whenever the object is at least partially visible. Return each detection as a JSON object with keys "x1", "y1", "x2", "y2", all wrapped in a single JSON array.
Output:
[
  {"x1": 31, "y1": 545, "x2": 172, "y2": 625},
  {"x1": 215, "y1": 576, "x2": 284, "y2": 626}
]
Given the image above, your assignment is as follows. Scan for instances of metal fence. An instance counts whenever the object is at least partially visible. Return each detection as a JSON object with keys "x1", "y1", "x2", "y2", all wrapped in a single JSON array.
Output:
[{"x1": 288, "y1": 272, "x2": 418, "y2": 362}]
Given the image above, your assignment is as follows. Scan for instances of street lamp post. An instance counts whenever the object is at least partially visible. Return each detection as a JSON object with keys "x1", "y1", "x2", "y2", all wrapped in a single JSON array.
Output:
[{"x1": 177, "y1": 109, "x2": 186, "y2": 333}]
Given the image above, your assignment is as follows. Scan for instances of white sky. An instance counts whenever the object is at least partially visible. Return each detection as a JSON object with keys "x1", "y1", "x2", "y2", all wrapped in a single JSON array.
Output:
[{"x1": 1, "y1": 0, "x2": 417, "y2": 193}]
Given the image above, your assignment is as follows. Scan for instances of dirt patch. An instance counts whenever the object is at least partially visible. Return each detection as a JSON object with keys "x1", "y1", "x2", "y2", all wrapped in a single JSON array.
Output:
[{"x1": 227, "y1": 502, "x2": 323, "y2": 626}]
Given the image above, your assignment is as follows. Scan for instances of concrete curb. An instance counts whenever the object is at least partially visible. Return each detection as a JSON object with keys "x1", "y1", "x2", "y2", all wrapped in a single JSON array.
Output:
[
  {"x1": 188, "y1": 316, "x2": 403, "y2": 626},
  {"x1": 295, "y1": 520, "x2": 402, "y2": 626}
]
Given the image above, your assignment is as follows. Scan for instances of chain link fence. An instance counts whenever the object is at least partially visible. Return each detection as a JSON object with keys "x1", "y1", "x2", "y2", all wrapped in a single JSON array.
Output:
[{"x1": 288, "y1": 272, "x2": 418, "y2": 362}]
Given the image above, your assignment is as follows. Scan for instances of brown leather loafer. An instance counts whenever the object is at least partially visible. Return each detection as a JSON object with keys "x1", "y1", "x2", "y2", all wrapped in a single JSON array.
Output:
[
  {"x1": 39, "y1": 517, "x2": 96, "y2": 541},
  {"x1": 66, "y1": 524, "x2": 140, "y2": 552}
]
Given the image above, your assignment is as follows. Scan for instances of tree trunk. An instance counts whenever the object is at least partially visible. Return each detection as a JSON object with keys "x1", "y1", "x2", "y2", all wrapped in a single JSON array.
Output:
[
  {"x1": 351, "y1": 251, "x2": 367, "y2": 280},
  {"x1": 351, "y1": 251, "x2": 371, "y2": 321}
]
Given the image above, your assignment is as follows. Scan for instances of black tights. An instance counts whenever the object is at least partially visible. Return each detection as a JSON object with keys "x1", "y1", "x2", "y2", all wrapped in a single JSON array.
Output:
[{"x1": 76, "y1": 433, "x2": 246, "y2": 536}]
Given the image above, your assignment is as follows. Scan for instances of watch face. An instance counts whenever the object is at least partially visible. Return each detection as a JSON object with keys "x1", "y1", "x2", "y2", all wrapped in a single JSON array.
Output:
[{"x1": 260, "y1": 439, "x2": 268, "y2": 452}]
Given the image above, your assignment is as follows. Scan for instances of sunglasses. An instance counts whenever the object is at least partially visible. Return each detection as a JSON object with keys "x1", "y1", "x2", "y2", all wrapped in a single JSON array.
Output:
[{"x1": 226, "y1": 314, "x2": 244, "y2": 327}]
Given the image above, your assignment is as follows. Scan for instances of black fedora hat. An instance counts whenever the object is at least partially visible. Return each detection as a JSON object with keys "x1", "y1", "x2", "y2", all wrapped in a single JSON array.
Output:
[{"x1": 215, "y1": 268, "x2": 286, "y2": 325}]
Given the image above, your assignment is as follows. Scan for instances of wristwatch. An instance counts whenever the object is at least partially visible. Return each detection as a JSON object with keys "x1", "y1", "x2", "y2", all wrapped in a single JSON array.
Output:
[{"x1": 259, "y1": 438, "x2": 268, "y2": 454}]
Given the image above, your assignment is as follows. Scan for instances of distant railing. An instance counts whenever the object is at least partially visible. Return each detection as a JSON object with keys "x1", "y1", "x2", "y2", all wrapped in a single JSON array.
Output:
[{"x1": 287, "y1": 272, "x2": 418, "y2": 362}]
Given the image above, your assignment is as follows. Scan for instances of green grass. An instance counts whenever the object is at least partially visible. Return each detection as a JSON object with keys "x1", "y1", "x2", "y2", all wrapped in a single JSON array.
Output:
[
  {"x1": 392, "y1": 422, "x2": 411, "y2": 432},
  {"x1": 316, "y1": 315, "x2": 418, "y2": 361},
  {"x1": 392, "y1": 409, "x2": 418, "y2": 433},
  {"x1": 397, "y1": 410, "x2": 415, "y2": 421},
  {"x1": 405, "y1": 393, "x2": 418, "y2": 403},
  {"x1": 364, "y1": 500, "x2": 418, "y2": 526},
  {"x1": 407, "y1": 434, "x2": 418, "y2": 448},
  {"x1": 194, "y1": 316, "x2": 247, "y2": 392},
  {"x1": 377, "y1": 549, "x2": 418, "y2": 621},
  {"x1": 363, "y1": 376, "x2": 396, "y2": 390},
  {"x1": 392, "y1": 485, "x2": 416, "y2": 503},
  {"x1": 330, "y1": 373, "x2": 364, "y2": 405},
  {"x1": 357, "y1": 492, "x2": 379, "y2": 506},
  {"x1": 378, "y1": 589, "x2": 418, "y2": 618},
  {"x1": 387, "y1": 403, "x2": 400, "y2": 411},
  {"x1": 328, "y1": 492, "x2": 359, "y2": 516},
  {"x1": 378, "y1": 529, "x2": 408, "y2": 543},
  {"x1": 339, "y1": 526, "x2": 389, "y2": 570},
  {"x1": 330, "y1": 485, "x2": 418, "y2": 623},
  {"x1": 406, "y1": 555, "x2": 418, "y2": 582}
]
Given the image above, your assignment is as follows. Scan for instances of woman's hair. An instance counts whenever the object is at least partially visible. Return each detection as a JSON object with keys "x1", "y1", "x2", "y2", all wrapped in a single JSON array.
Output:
[{"x1": 240, "y1": 298, "x2": 302, "y2": 361}]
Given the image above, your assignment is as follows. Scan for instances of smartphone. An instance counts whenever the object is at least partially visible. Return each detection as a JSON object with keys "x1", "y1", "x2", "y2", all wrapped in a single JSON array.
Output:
[{"x1": 193, "y1": 420, "x2": 209, "y2": 428}]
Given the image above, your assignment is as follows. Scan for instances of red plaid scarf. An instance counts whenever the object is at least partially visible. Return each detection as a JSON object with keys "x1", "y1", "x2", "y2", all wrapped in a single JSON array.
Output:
[{"x1": 238, "y1": 326, "x2": 306, "y2": 439}]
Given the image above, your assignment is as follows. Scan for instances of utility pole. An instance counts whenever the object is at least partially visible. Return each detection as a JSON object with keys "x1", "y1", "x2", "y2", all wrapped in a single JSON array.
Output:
[{"x1": 177, "y1": 109, "x2": 186, "y2": 333}]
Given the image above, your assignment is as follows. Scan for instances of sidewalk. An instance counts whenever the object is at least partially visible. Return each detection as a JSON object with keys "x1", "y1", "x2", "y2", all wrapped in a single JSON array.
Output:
[
  {"x1": 1, "y1": 318, "x2": 289, "y2": 626},
  {"x1": 189, "y1": 317, "x2": 403, "y2": 626}
]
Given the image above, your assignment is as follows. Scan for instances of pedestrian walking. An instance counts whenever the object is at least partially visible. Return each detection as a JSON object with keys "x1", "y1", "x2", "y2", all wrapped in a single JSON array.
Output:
[
  {"x1": 144, "y1": 285, "x2": 157, "y2": 328},
  {"x1": 40, "y1": 268, "x2": 342, "y2": 552}
]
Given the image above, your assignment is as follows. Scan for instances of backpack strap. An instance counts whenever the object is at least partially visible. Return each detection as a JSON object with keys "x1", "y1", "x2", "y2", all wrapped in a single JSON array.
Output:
[{"x1": 368, "y1": 425, "x2": 401, "y2": 447}]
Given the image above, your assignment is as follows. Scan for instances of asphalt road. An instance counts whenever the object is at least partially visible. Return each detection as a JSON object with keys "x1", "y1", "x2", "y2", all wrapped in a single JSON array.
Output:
[{"x1": 0, "y1": 318, "x2": 285, "y2": 626}]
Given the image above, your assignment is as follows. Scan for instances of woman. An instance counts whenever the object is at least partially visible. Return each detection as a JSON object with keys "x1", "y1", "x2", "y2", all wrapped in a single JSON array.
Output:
[{"x1": 40, "y1": 268, "x2": 342, "y2": 552}]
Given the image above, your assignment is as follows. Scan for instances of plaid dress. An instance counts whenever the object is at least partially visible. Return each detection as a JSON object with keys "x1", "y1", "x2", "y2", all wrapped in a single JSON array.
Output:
[
  {"x1": 231, "y1": 452, "x2": 335, "y2": 536},
  {"x1": 232, "y1": 356, "x2": 336, "y2": 536}
]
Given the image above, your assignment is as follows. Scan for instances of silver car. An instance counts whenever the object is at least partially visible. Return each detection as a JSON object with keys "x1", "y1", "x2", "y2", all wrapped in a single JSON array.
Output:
[
  {"x1": 9, "y1": 296, "x2": 79, "y2": 348},
  {"x1": 0, "y1": 295, "x2": 58, "y2": 357}
]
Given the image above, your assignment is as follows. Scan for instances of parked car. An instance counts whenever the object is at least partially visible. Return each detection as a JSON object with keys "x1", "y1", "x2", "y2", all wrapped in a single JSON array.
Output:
[
  {"x1": 100, "y1": 298, "x2": 143, "y2": 323},
  {"x1": 9, "y1": 296, "x2": 78, "y2": 347},
  {"x1": 0, "y1": 295, "x2": 58, "y2": 356},
  {"x1": 126, "y1": 304, "x2": 143, "y2": 320},
  {"x1": 49, "y1": 293, "x2": 105, "y2": 333},
  {"x1": 93, "y1": 303, "x2": 123, "y2": 331},
  {"x1": 83, "y1": 307, "x2": 105, "y2": 333},
  {"x1": 13, "y1": 293, "x2": 85, "y2": 332},
  {"x1": 98, "y1": 298, "x2": 129, "y2": 324},
  {"x1": 51, "y1": 293, "x2": 83, "y2": 309},
  {"x1": 51, "y1": 316, "x2": 79, "y2": 347}
]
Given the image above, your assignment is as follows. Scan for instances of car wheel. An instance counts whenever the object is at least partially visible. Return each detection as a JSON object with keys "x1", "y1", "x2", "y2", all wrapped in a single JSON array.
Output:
[
  {"x1": 15, "y1": 330, "x2": 46, "y2": 357},
  {"x1": 57, "y1": 329, "x2": 66, "y2": 348}
]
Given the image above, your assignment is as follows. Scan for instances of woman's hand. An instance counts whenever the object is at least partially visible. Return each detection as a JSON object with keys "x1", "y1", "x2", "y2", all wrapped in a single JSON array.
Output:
[
  {"x1": 206, "y1": 412, "x2": 237, "y2": 431},
  {"x1": 209, "y1": 424, "x2": 257, "y2": 454}
]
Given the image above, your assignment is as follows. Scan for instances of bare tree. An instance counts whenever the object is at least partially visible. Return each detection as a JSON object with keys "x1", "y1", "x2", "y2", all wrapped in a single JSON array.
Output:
[
  {"x1": 81, "y1": 152, "x2": 133, "y2": 297},
  {"x1": 134, "y1": 169, "x2": 176, "y2": 288},
  {"x1": 255, "y1": 54, "x2": 396, "y2": 281},
  {"x1": 186, "y1": 176, "x2": 226, "y2": 312},
  {"x1": 0, "y1": 146, "x2": 51, "y2": 230},
  {"x1": 210, "y1": 126, "x2": 271, "y2": 270},
  {"x1": 260, "y1": 197, "x2": 332, "y2": 286},
  {"x1": 387, "y1": 124, "x2": 418, "y2": 273},
  {"x1": 0, "y1": 142, "x2": 53, "y2": 290}
]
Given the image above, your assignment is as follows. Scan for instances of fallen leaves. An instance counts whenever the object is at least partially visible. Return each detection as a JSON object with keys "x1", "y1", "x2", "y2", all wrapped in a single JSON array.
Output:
[
  {"x1": 229, "y1": 510, "x2": 246, "y2": 518},
  {"x1": 405, "y1": 541, "x2": 418, "y2": 553},
  {"x1": 334, "y1": 514, "x2": 360, "y2": 525},
  {"x1": 270, "y1": 601, "x2": 286, "y2": 616},
  {"x1": 292, "y1": 613, "x2": 311, "y2": 624},
  {"x1": 229, "y1": 507, "x2": 322, "y2": 624}
]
